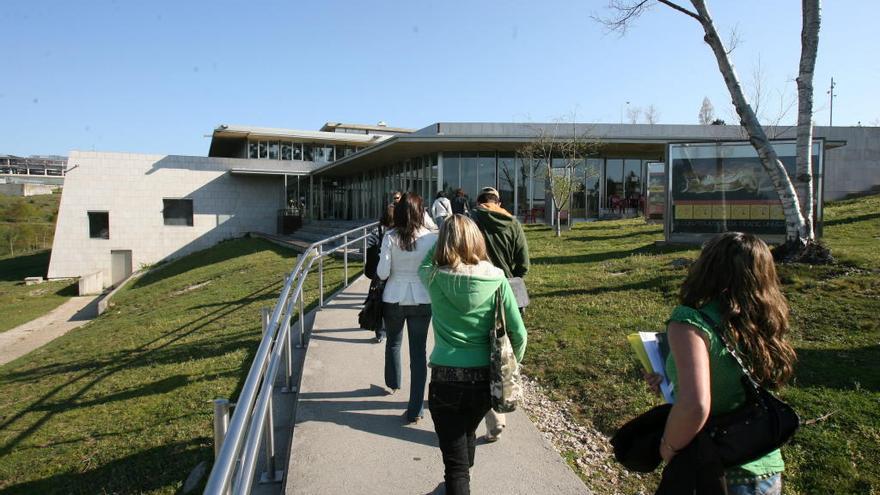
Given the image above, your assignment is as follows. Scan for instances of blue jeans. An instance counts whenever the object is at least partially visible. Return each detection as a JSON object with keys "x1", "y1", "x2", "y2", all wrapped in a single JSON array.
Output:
[
  {"x1": 727, "y1": 473, "x2": 782, "y2": 495},
  {"x1": 428, "y1": 380, "x2": 492, "y2": 495},
  {"x1": 382, "y1": 303, "x2": 431, "y2": 420}
]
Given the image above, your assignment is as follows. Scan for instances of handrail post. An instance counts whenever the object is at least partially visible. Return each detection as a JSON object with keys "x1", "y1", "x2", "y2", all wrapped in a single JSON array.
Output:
[
  {"x1": 362, "y1": 227, "x2": 368, "y2": 268},
  {"x1": 213, "y1": 398, "x2": 230, "y2": 459},
  {"x1": 318, "y1": 245, "x2": 324, "y2": 308},
  {"x1": 343, "y1": 234, "x2": 349, "y2": 288},
  {"x1": 259, "y1": 392, "x2": 282, "y2": 484},
  {"x1": 261, "y1": 307, "x2": 270, "y2": 335},
  {"x1": 297, "y1": 290, "x2": 305, "y2": 348},
  {"x1": 283, "y1": 303, "x2": 295, "y2": 393}
]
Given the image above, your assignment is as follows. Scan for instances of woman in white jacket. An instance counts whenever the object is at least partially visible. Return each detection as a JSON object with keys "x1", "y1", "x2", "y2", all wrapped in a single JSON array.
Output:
[
  {"x1": 378, "y1": 193, "x2": 438, "y2": 423},
  {"x1": 431, "y1": 191, "x2": 453, "y2": 227}
]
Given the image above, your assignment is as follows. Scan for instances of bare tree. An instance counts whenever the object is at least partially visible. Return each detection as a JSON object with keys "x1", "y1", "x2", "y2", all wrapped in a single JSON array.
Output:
[
  {"x1": 626, "y1": 106, "x2": 642, "y2": 124},
  {"x1": 698, "y1": 96, "x2": 715, "y2": 125},
  {"x1": 517, "y1": 123, "x2": 601, "y2": 237},
  {"x1": 743, "y1": 55, "x2": 798, "y2": 138},
  {"x1": 795, "y1": 0, "x2": 820, "y2": 242},
  {"x1": 644, "y1": 104, "x2": 660, "y2": 124},
  {"x1": 599, "y1": 0, "x2": 821, "y2": 253}
]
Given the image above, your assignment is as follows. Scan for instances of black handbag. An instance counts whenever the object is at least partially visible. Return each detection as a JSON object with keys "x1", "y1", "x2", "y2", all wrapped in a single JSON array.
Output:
[
  {"x1": 357, "y1": 279, "x2": 385, "y2": 330},
  {"x1": 698, "y1": 310, "x2": 800, "y2": 467}
]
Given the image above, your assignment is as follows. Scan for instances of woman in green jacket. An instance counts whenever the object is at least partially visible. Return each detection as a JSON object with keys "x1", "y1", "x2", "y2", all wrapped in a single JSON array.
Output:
[{"x1": 418, "y1": 214, "x2": 526, "y2": 495}]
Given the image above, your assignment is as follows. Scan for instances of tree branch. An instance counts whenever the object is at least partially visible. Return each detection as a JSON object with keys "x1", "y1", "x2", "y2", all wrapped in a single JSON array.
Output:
[{"x1": 657, "y1": 0, "x2": 702, "y2": 21}]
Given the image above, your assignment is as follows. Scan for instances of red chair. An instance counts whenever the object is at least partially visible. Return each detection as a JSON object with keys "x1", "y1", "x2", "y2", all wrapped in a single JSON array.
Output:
[{"x1": 610, "y1": 194, "x2": 623, "y2": 214}]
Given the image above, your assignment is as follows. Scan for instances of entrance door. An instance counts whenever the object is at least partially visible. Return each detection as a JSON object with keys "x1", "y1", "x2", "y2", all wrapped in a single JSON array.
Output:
[{"x1": 111, "y1": 250, "x2": 132, "y2": 286}]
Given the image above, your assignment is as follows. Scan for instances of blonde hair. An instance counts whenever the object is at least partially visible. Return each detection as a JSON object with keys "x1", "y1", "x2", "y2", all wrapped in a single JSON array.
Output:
[{"x1": 433, "y1": 214, "x2": 489, "y2": 268}]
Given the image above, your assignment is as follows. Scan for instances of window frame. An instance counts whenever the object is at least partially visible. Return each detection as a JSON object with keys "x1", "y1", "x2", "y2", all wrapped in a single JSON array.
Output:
[
  {"x1": 162, "y1": 198, "x2": 194, "y2": 227},
  {"x1": 87, "y1": 211, "x2": 110, "y2": 239}
]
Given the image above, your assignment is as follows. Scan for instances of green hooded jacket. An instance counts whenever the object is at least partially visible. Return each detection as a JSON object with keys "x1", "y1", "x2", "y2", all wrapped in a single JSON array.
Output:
[
  {"x1": 419, "y1": 247, "x2": 527, "y2": 368},
  {"x1": 469, "y1": 205, "x2": 530, "y2": 279}
]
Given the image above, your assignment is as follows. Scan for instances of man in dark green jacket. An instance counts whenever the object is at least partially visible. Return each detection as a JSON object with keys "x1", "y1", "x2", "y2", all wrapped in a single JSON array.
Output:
[
  {"x1": 468, "y1": 187, "x2": 530, "y2": 279},
  {"x1": 468, "y1": 187, "x2": 531, "y2": 443}
]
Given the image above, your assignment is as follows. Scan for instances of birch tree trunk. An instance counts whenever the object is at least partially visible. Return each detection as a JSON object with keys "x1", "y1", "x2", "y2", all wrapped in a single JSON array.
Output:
[
  {"x1": 796, "y1": 0, "x2": 821, "y2": 241},
  {"x1": 691, "y1": 0, "x2": 809, "y2": 243}
]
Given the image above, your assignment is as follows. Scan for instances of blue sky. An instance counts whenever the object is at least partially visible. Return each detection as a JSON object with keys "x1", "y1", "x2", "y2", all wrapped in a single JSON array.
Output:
[{"x1": 3, "y1": 0, "x2": 878, "y2": 156}]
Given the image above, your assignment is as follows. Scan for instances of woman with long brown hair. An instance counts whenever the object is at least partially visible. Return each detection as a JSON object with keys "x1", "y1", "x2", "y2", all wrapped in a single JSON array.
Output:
[
  {"x1": 647, "y1": 232, "x2": 796, "y2": 495},
  {"x1": 377, "y1": 193, "x2": 438, "y2": 423},
  {"x1": 419, "y1": 214, "x2": 526, "y2": 494}
]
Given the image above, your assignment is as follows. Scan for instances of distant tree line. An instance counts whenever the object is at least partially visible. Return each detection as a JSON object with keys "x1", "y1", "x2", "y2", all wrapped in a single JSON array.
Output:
[{"x1": 0, "y1": 195, "x2": 59, "y2": 258}]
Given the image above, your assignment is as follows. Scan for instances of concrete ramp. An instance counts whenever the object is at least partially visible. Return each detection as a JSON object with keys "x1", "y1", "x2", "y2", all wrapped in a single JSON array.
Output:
[{"x1": 287, "y1": 277, "x2": 589, "y2": 494}]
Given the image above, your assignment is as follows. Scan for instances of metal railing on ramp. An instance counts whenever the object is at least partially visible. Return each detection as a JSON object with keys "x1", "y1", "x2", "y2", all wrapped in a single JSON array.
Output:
[{"x1": 203, "y1": 221, "x2": 379, "y2": 495}]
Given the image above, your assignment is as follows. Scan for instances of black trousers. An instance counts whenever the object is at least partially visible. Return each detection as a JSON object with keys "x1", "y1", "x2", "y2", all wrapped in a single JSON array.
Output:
[{"x1": 428, "y1": 379, "x2": 491, "y2": 495}]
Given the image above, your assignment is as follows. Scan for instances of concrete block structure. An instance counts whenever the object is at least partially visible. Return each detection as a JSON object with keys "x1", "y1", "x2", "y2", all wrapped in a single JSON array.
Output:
[{"x1": 48, "y1": 152, "x2": 305, "y2": 287}]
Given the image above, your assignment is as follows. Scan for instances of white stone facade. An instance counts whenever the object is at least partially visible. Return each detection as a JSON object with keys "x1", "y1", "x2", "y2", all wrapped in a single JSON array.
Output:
[{"x1": 48, "y1": 151, "x2": 291, "y2": 287}]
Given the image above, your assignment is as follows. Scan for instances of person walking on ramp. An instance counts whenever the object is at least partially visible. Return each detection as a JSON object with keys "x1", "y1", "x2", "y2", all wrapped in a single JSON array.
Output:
[
  {"x1": 377, "y1": 193, "x2": 438, "y2": 422},
  {"x1": 419, "y1": 214, "x2": 527, "y2": 494},
  {"x1": 468, "y1": 186, "x2": 531, "y2": 442}
]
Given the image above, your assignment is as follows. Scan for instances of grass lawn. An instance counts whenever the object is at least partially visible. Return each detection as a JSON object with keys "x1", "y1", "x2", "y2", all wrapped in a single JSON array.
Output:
[
  {"x1": 521, "y1": 193, "x2": 880, "y2": 495},
  {"x1": 0, "y1": 251, "x2": 77, "y2": 333},
  {"x1": 0, "y1": 238, "x2": 352, "y2": 494}
]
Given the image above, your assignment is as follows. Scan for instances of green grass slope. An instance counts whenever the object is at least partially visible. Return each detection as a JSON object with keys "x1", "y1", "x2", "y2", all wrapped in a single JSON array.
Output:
[
  {"x1": 0, "y1": 238, "x2": 349, "y2": 494},
  {"x1": 522, "y1": 194, "x2": 880, "y2": 494}
]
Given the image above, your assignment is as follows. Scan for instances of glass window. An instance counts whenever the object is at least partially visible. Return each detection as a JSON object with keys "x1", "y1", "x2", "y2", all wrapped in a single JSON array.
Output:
[
  {"x1": 292, "y1": 142, "x2": 303, "y2": 160},
  {"x1": 88, "y1": 211, "x2": 109, "y2": 239},
  {"x1": 314, "y1": 145, "x2": 334, "y2": 164},
  {"x1": 478, "y1": 152, "x2": 496, "y2": 195},
  {"x1": 498, "y1": 153, "x2": 516, "y2": 211},
  {"x1": 605, "y1": 159, "x2": 624, "y2": 208},
  {"x1": 248, "y1": 141, "x2": 258, "y2": 159},
  {"x1": 430, "y1": 154, "x2": 438, "y2": 201},
  {"x1": 281, "y1": 142, "x2": 292, "y2": 160},
  {"x1": 442, "y1": 152, "x2": 460, "y2": 196},
  {"x1": 302, "y1": 144, "x2": 314, "y2": 162},
  {"x1": 586, "y1": 158, "x2": 602, "y2": 217},
  {"x1": 163, "y1": 199, "x2": 194, "y2": 226},
  {"x1": 530, "y1": 159, "x2": 546, "y2": 213},
  {"x1": 259, "y1": 141, "x2": 268, "y2": 159},
  {"x1": 268, "y1": 141, "x2": 280, "y2": 160},
  {"x1": 624, "y1": 159, "x2": 643, "y2": 205},
  {"x1": 460, "y1": 153, "x2": 478, "y2": 207}
]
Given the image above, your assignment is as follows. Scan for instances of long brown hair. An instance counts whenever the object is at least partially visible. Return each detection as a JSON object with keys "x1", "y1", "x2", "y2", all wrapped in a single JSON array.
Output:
[
  {"x1": 393, "y1": 193, "x2": 425, "y2": 251},
  {"x1": 379, "y1": 203, "x2": 395, "y2": 229},
  {"x1": 680, "y1": 232, "x2": 796, "y2": 387},
  {"x1": 433, "y1": 214, "x2": 488, "y2": 268}
]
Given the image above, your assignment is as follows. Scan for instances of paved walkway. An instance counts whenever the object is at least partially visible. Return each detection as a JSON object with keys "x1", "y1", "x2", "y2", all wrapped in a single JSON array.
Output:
[
  {"x1": 0, "y1": 295, "x2": 99, "y2": 366},
  {"x1": 287, "y1": 276, "x2": 589, "y2": 494}
]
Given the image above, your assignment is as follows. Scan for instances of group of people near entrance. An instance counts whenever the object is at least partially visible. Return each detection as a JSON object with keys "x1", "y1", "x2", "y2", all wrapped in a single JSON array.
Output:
[{"x1": 365, "y1": 187, "x2": 795, "y2": 495}]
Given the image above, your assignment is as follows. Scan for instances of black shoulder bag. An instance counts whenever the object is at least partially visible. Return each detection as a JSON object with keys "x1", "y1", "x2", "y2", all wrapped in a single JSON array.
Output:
[
  {"x1": 697, "y1": 310, "x2": 800, "y2": 467},
  {"x1": 358, "y1": 278, "x2": 385, "y2": 331}
]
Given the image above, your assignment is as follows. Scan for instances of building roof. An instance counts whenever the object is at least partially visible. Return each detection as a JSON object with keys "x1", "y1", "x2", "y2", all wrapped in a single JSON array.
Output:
[
  {"x1": 211, "y1": 124, "x2": 392, "y2": 145},
  {"x1": 314, "y1": 122, "x2": 851, "y2": 177},
  {"x1": 319, "y1": 122, "x2": 415, "y2": 134}
]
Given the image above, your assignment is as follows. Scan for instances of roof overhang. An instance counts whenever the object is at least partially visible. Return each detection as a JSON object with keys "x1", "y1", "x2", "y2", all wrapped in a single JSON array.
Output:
[{"x1": 230, "y1": 168, "x2": 311, "y2": 177}]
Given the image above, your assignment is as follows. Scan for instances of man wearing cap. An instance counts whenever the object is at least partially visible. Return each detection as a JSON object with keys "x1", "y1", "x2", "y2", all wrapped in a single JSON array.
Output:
[{"x1": 469, "y1": 186, "x2": 531, "y2": 442}]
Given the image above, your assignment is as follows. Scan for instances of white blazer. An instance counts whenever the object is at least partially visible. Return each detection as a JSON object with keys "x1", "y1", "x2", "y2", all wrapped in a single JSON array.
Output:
[
  {"x1": 431, "y1": 197, "x2": 452, "y2": 220},
  {"x1": 377, "y1": 227, "x2": 438, "y2": 305}
]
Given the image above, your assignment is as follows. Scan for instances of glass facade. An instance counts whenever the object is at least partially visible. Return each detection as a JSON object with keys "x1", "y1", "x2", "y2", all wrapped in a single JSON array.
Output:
[
  {"x1": 247, "y1": 139, "x2": 356, "y2": 162},
  {"x1": 302, "y1": 148, "x2": 664, "y2": 223}
]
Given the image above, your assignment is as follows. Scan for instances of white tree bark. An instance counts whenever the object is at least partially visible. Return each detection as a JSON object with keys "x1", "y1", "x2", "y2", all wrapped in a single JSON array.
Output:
[
  {"x1": 795, "y1": 0, "x2": 821, "y2": 240},
  {"x1": 690, "y1": 0, "x2": 808, "y2": 242}
]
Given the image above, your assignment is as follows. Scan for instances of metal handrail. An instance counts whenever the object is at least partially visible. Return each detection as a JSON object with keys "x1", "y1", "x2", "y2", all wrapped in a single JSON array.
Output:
[{"x1": 204, "y1": 221, "x2": 379, "y2": 495}]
